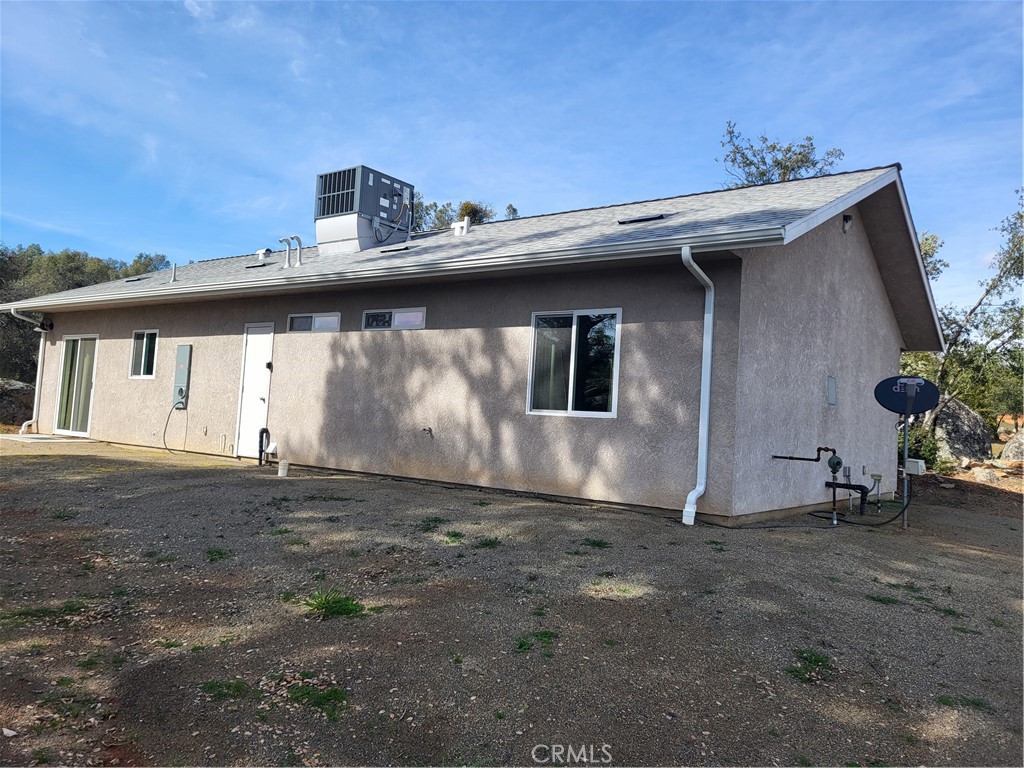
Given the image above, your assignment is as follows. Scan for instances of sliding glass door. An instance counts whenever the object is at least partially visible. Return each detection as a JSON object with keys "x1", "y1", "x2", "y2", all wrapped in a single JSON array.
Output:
[{"x1": 55, "y1": 336, "x2": 97, "y2": 435}]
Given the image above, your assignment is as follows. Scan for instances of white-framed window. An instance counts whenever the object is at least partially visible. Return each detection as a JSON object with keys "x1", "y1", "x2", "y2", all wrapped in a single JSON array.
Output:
[
  {"x1": 287, "y1": 312, "x2": 341, "y2": 333},
  {"x1": 130, "y1": 330, "x2": 158, "y2": 378},
  {"x1": 361, "y1": 307, "x2": 426, "y2": 331},
  {"x1": 527, "y1": 309, "x2": 622, "y2": 418}
]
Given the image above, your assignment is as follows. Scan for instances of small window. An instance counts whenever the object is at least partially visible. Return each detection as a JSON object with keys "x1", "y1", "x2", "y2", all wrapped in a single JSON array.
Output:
[
  {"x1": 130, "y1": 330, "x2": 158, "y2": 378},
  {"x1": 361, "y1": 307, "x2": 426, "y2": 331},
  {"x1": 528, "y1": 309, "x2": 621, "y2": 417},
  {"x1": 287, "y1": 312, "x2": 341, "y2": 333}
]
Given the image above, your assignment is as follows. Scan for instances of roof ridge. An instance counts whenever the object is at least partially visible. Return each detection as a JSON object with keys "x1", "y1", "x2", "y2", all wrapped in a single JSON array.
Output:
[{"x1": 470, "y1": 164, "x2": 901, "y2": 226}]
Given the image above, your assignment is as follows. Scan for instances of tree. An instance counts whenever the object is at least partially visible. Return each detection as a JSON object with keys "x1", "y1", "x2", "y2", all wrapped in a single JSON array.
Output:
[
  {"x1": 718, "y1": 121, "x2": 844, "y2": 187},
  {"x1": 505, "y1": 204, "x2": 520, "y2": 220},
  {"x1": 901, "y1": 191, "x2": 1024, "y2": 439},
  {"x1": 0, "y1": 244, "x2": 170, "y2": 383},
  {"x1": 918, "y1": 231, "x2": 948, "y2": 280},
  {"x1": 414, "y1": 194, "x2": 507, "y2": 231},
  {"x1": 457, "y1": 201, "x2": 495, "y2": 225}
]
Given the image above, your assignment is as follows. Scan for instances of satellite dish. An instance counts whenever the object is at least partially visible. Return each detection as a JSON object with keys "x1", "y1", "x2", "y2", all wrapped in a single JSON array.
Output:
[{"x1": 874, "y1": 376, "x2": 940, "y2": 415}]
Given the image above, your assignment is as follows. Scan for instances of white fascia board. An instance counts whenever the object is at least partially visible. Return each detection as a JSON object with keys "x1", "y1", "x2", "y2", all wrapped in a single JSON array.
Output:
[
  {"x1": 0, "y1": 226, "x2": 786, "y2": 313},
  {"x1": 780, "y1": 167, "x2": 899, "y2": 244}
]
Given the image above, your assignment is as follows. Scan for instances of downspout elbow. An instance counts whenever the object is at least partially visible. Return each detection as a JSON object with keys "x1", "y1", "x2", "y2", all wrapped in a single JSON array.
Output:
[{"x1": 681, "y1": 246, "x2": 715, "y2": 525}]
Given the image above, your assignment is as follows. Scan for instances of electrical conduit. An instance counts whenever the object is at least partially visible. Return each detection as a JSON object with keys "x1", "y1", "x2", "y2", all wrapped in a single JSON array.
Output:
[{"x1": 681, "y1": 246, "x2": 714, "y2": 525}]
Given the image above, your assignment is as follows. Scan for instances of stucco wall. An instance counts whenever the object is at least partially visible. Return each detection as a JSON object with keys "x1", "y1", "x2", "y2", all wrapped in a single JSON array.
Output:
[
  {"x1": 36, "y1": 261, "x2": 742, "y2": 513},
  {"x1": 730, "y1": 207, "x2": 903, "y2": 516}
]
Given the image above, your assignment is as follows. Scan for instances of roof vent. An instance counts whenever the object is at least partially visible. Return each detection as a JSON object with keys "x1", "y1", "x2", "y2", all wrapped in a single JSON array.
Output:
[
  {"x1": 314, "y1": 165, "x2": 414, "y2": 255},
  {"x1": 256, "y1": 248, "x2": 271, "y2": 260},
  {"x1": 617, "y1": 213, "x2": 665, "y2": 225}
]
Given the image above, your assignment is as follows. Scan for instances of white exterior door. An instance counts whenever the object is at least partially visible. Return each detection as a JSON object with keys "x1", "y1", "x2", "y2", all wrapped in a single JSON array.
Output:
[
  {"x1": 236, "y1": 323, "x2": 274, "y2": 458},
  {"x1": 54, "y1": 335, "x2": 98, "y2": 436}
]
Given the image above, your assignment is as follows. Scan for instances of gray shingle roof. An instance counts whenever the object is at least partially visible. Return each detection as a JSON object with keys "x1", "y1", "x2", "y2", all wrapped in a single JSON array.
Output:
[{"x1": 3, "y1": 166, "x2": 898, "y2": 311}]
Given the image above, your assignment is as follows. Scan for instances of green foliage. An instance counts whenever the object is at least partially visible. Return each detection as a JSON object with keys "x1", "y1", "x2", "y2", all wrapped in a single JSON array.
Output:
[
  {"x1": 505, "y1": 203, "x2": 520, "y2": 220},
  {"x1": 918, "y1": 231, "x2": 948, "y2": 280},
  {"x1": 457, "y1": 200, "x2": 496, "y2": 224},
  {"x1": 786, "y1": 648, "x2": 831, "y2": 683},
  {"x1": 718, "y1": 121, "x2": 844, "y2": 187},
  {"x1": 201, "y1": 679, "x2": 254, "y2": 700},
  {"x1": 289, "y1": 684, "x2": 347, "y2": 721},
  {"x1": 904, "y1": 426, "x2": 939, "y2": 466},
  {"x1": 414, "y1": 194, "x2": 510, "y2": 231},
  {"x1": 0, "y1": 244, "x2": 169, "y2": 381},
  {"x1": 302, "y1": 588, "x2": 365, "y2": 618}
]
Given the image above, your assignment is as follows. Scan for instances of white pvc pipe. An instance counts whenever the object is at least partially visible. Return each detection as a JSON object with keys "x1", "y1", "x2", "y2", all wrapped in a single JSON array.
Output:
[
  {"x1": 9, "y1": 309, "x2": 47, "y2": 434},
  {"x1": 290, "y1": 235, "x2": 303, "y2": 266},
  {"x1": 279, "y1": 237, "x2": 292, "y2": 268},
  {"x1": 681, "y1": 246, "x2": 715, "y2": 525}
]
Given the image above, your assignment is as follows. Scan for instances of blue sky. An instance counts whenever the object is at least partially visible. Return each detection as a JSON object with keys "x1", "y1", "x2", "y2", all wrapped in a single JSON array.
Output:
[{"x1": 1, "y1": 0, "x2": 1020, "y2": 309}]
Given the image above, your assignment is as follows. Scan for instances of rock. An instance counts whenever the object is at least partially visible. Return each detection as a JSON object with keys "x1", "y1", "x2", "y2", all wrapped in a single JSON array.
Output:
[
  {"x1": 0, "y1": 379, "x2": 34, "y2": 426},
  {"x1": 970, "y1": 467, "x2": 1000, "y2": 484},
  {"x1": 2, "y1": 728, "x2": 15, "y2": 738},
  {"x1": 934, "y1": 399, "x2": 991, "y2": 462},
  {"x1": 999, "y1": 430, "x2": 1024, "y2": 462},
  {"x1": 939, "y1": 483, "x2": 955, "y2": 489}
]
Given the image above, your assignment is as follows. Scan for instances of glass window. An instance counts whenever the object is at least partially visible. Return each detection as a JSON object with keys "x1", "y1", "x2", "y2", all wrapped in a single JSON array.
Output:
[
  {"x1": 288, "y1": 313, "x2": 340, "y2": 333},
  {"x1": 529, "y1": 310, "x2": 620, "y2": 417},
  {"x1": 130, "y1": 330, "x2": 157, "y2": 378},
  {"x1": 362, "y1": 307, "x2": 427, "y2": 331}
]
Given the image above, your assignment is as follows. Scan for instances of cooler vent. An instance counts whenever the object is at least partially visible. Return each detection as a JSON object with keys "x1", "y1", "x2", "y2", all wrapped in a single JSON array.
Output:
[{"x1": 316, "y1": 168, "x2": 358, "y2": 218}]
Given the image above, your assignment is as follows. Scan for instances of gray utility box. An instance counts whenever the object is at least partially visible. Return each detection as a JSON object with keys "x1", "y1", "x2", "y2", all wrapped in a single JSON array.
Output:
[
  {"x1": 173, "y1": 344, "x2": 192, "y2": 410},
  {"x1": 314, "y1": 165, "x2": 414, "y2": 224}
]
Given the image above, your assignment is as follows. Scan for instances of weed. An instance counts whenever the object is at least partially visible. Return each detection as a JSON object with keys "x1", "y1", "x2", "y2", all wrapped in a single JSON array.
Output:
[
  {"x1": 565, "y1": 549, "x2": 587, "y2": 556},
  {"x1": 31, "y1": 748, "x2": 52, "y2": 764},
  {"x1": 304, "y1": 494, "x2": 354, "y2": 502},
  {"x1": 473, "y1": 500, "x2": 491, "y2": 507},
  {"x1": 2, "y1": 599, "x2": 87, "y2": 622},
  {"x1": 289, "y1": 685, "x2": 346, "y2": 721},
  {"x1": 75, "y1": 654, "x2": 102, "y2": 669},
  {"x1": 269, "y1": 495, "x2": 294, "y2": 506},
  {"x1": 452, "y1": 654, "x2": 462, "y2": 664},
  {"x1": 190, "y1": 645, "x2": 207, "y2": 653},
  {"x1": 158, "y1": 639, "x2": 183, "y2": 649},
  {"x1": 532, "y1": 630, "x2": 558, "y2": 646},
  {"x1": 885, "y1": 581, "x2": 922, "y2": 593},
  {"x1": 786, "y1": 648, "x2": 831, "y2": 683},
  {"x1": 206, "y1": 547, "x2": 233, "y2": 563},
  {"x1": 597, "y1": 570, "x2": 615, "y2": 578},
  {"x1": 531, "y1": 605, "x2": 547, "y2": 617},
  {"x1": 347, "y1": 550, "x2": 361, "y2": 558},
  {"x1": 516, "y1": 630, "x2": 558, "y2": 654},
  {"x1": 474, "y1": 536, "x2": 501, "y2": 549},
  {"x1": 581, "y1": 538, "x2": 612, "y2": 549},
  {"x1": 702, "y1": 588, "x2": 716, "y2": 595},
  {"x1": 494, "y1": 710, "x2": 505, "y2": 720},
  {"x1": 56, "y1": 676, "x2": 74, "y2": 687},
  {"x1": 269, "y1": 528, "x2": 293, "y2": 536},
  {"x1": 155, "y1": 554, "x2": 177, "y2": 563},
  {"x1": 311, "y1": 570, "x2": 327, "y2": 581},
  {"x1": 795, "y1": 754, "x2": 813, "y2": 767},
  {"x1": 604, "y1": 639, "x2": 617, "y2": 647},
  {"x1": 51, "y1": 509, "x2": 78, "y2": 520},
  {"x1": 826, "y1": 576, "x2": 842, "y2": 583},
  {"x1": 514, "y1": 636, "x2": 533, "y2": 653},
  {"x1": 202, "y1": 679, "x2": 254, "y2": 700},
  {"x1": 444, "y1": 530, "x2": 466, "y2": 544},
  {"x1": 951, "y1": 625, "x2": 981, "y2": 635},
  {"x1": 218, "y1": 635, "x2": 239, "y2": 646},
  {"x1": 705, "y1": 539, "x2": 727, "y2": 553},
  {"x1": 142, "y1": 550, "x2": 158, "y2": 559},
  {"x1": 989, "y1": 617, "x2": 1006, "y2": 628},
  {"x1": 302, "y1": 588, "x2": 365, "y2": 618},
  {"x1": 367, "y1": 605, "x2": 389, "y2": 614},
  {"x1": 278, "y1": 590, "x2": 297, "y2": 602},
  {"x1": 284, "y1": 537, "x2": 309, "y2": 547},
  {"x1": 419, "y1": 516, "x2": 450, "y2": 533},
  {"x1": 933, "y1": 606, "x2": 960, "y2": 617},
  {"x1": 111, "y1": 655, "x2": 127, "y2": 669},
  {"x1": 866, "y1": 594, "x2": 902, "y2": 605}
]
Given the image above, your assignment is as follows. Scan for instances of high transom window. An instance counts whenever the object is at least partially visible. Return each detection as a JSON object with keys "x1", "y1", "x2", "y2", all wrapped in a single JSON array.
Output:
[{"x1": 528, "y1": 309, "x2": 621, "y2": 417}]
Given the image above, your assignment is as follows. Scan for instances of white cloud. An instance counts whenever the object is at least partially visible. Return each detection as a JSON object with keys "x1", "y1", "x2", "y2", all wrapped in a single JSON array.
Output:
[{"x1": 183, "y1": 0, "x2": 214, "y2": 20}]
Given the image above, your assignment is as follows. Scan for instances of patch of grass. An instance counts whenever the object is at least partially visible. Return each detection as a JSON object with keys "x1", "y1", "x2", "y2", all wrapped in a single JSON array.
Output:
[
  {"x1": 206, "y1": 547, "x2": 233, "y2": 562},
  {"x1": 269, "y1": 495, "x2": 294, "y2": 507},
  {"x1": 933, "y1": 606, "x2": 960, "y2": 617},
  {"x1": 444, "y1": 530, "x2": 465, "y2": 544},
  {"x1": 302, "y1": 588, "x2": 365, "y2": 618},
  {"x1": 514, "y1": 636, "x2": 534, "y2": 653},
  {"x1": 158, "y1": 639, "x2": 183, "y2": 649},
  {"x1": 284, "y1": 537, "x2": 308, "y2": 547},
  {"x1": 565, "y1": 549, "x2": 587, "y2": 556},
  {"x1": 218, "y1": 634, "x2": 239, "y2": 646},
  {"x1": 795, "y1": 754, "x2": 813, "y2": 767},
  {"x1": 604, "y1": 639, "x2": 617, "y2": 647},
  {"x1": 597, "y1": 570, "x2": 615, "y2": 578},
  {"x1": 202, "y1": 679, "x2": 254, "y2": 700},
  {"x1": 278, "y1": 590, "x2": 297, "y2": 602},
  {"x1": 826, "y1": 576, "x2": 842, "y2": 583},
  {"x1": 885, "y1": 581, "x2": 922, "y2": 593},
  {"x1": 51, "y1": 509, "x2": 78, "y2": 520},
  {"x1": 532, "y1": 630, "x2": 557, "y2": 646},
  {"x1": 56, "y1": 676, "x2": 74, "y2": 687},
  {"x1": 786, "y1": 648, "x2": 831, "y2": 683},
  {"x1": 2, "y1": 599, "x2": 87, "y2": 622},
  {"x1": 142, "y1": 550, "x2": 158, "y2": 559},
  {"x1": 705, "y1": 539, "x2": 727, "y2": 553},
  {"x1": 289, "y1": 685, "x2": 346, "y2": 721},
  {"x1": 581, "y1": 538, "x2": 612, "y2": 549},
  {"x1": 474, "y1": 536, "x2": 501, "y2": 549},
  {"x1": 866, "y1": 594, "x2": 902, "y2": 605},
  {"x1": 951, "y1": 625, "x2": 981, "y2": 635},
  {"x1": 452, "y1": 654, "x2": 462, "y2": 664},
  {"x1": 31, "y1": 748, "x2": 52, "y2": 764},
  {"x1": 269, "y1": 527, "x2": 293, "y2": 536},
  {"x1": 473, "y1": 500, "x2": 491, "y2": 507},
  {"x1": 531, "y1": 605, "x2": 547, "y2": 617},
  {"x1": 155, "y1": 554, "x2": 177, "y2": 563},
  {"x1": 494, "y1": 710, "x2": 505, "y2": 720},
  {"x1": 937, "y1": 693, "x2": 988, "y2": 710},
  {"x1": 515, "y1": 630, "x2": 558, "y2": 654},
  {"x1": 76, "y1": 654, "x2": 102, "y2": 671},
  {"x1": 989, "y1": 617, "x2": 1006, "y2": 628},
  {"x1": 304, "y1": 494, "x2": 354, "y2": 502},
  {"x1": 190, "y1": 645, "x2": 207, "y2": 653},
  {"x1": 419, "y1": 516, "x2": 450, "y2": 533}
]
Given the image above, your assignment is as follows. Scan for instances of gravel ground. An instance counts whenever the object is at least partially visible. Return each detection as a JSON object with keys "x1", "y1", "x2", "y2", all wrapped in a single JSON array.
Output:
[{"x1": 0, "y1": 438, "x2": 1021, "y2": 767}]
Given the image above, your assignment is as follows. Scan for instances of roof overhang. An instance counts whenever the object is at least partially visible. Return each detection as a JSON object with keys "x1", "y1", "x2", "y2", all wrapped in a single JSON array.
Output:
[{"x1": 0, "y1": 227, "x2": 785, "y2": 314}]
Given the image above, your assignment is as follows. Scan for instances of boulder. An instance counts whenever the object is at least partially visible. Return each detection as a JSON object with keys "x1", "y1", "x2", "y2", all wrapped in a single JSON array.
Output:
[
  {"x1": 933, "y1": 398, "x2": 991, "y2": 462},
  {"x1": 970, "y1": 467, "x2": 1000, "y2": 485},
  {"x1": 999, "y1": 430, "x2": 1024, "y2": 462},
  {"x1": 0, "y1": 379, "x2": 34, "y2": 426}
]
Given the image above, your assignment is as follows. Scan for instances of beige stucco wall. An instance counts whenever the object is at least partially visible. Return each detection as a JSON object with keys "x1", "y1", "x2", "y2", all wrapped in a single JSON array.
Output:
[
  {"x1": 730, "y1": 207, "x2": 904, "y2": 516},
  {"x1": 36, "y1": 261, "x2": 742, "y2": 513}
]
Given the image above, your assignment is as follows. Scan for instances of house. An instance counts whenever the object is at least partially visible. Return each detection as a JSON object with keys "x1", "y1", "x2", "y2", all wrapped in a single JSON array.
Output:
[{"x1": 1, "y1": 164, "x2": 944, "y2": 525}]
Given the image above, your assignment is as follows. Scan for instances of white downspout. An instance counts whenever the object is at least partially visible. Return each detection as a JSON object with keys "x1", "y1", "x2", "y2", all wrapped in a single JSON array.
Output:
[
  {"x1": 681, "y1": 246, "x2": 715, "y2": 525},
  {"x1": 9, "y1": 309, "x2": 48, "y2": 435}
]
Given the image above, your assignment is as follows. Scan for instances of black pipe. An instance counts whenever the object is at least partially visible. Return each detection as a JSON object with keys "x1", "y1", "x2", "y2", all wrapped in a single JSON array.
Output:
[
  {"x1": 771, "y1": 446, "x2": 837, "y2": 462},
  {"x1": 825, "y1": 481, "x2": 870, "y2": 516},
  {"x1": 258, "y1": 428, "x2": 270, "y2": 466}
]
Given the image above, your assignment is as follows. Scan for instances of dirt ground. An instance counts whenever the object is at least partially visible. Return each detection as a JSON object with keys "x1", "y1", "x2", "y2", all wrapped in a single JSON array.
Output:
[{"x1": 0, "y1": 439, "x2": 1021, "y2": 768}]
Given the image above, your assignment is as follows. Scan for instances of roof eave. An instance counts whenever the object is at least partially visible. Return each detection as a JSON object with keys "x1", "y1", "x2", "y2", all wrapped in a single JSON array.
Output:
[{"x1": 0, "y1": 227, "x2": 785, "y2": 313}]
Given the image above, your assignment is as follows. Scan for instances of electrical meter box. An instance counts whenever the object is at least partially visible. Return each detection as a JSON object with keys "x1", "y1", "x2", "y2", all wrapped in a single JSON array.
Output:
[
  {"x1": 314, "y1": 165, "x2": 414, "y2": 223},
  {"x1": 905, "y1": 458, "x2": 926, "y2": 475},
  {"x1": 173, "y1": 344, "x2": 192, "y2": 410}
]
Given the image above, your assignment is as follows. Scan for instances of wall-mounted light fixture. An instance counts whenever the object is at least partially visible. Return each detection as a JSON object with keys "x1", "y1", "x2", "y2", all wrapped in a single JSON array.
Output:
[{"x1": 842, "y1": 214, "x2": 854, "y2": 234}]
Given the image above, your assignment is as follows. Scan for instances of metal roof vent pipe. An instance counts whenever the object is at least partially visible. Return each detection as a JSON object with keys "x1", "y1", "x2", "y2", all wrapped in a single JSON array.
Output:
[
  {"x1": 279, "y1": 237, "x2": 292, "y2": 268},
  {"x1": 170, "y1": 263, "x2": 177, "y2": 282},
  {"x1": 256, "y1": 248, "x2": 271, "y2": 261},
  {"x1": 290, "y1": 235, "x2": 303, "y2": 266}
]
